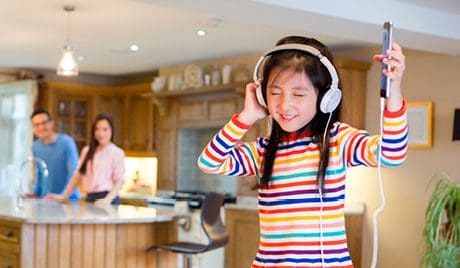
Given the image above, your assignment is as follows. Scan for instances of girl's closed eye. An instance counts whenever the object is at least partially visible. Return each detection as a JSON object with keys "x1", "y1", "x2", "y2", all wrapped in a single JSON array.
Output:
[
  {"x1": 269, "y1": 88, "x2": 281, "y2": 96},
  {"x1": 293, "y1": 88, "x2": 312, "y2": 97}
]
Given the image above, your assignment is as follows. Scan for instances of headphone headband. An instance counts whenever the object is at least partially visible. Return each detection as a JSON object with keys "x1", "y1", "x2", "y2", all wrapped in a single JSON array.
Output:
[
  {"x1": 253, "y1": 43, "x2": 339, "y2": 89},
  {"x1": 253, "y1": 43, "x2": 342, "y2": 114}
]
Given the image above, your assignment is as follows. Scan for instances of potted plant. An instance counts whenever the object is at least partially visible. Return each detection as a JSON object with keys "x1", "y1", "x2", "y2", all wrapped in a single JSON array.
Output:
[{"x1": 421, "y1": 172, "x2": 460, "y2": 267}]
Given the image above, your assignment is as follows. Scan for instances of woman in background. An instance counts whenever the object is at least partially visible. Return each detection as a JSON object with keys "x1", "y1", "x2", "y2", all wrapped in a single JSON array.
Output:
[{"x1": 47, "y1": 113, "x2": 125, "y2": 205}]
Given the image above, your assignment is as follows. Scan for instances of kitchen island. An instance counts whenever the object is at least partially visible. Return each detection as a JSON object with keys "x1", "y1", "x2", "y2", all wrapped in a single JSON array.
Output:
[{"x1": 0, "y1": 197, "x2": 179, "y2": 268}]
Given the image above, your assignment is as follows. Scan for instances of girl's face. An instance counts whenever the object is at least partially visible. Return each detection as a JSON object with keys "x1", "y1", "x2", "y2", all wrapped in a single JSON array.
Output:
[
  {"x1": 94, "y1": 119, "x2": 112, "y2": 146},
  {"x1": 266, "y1": 68, "x2": 318, "y2": 133}
]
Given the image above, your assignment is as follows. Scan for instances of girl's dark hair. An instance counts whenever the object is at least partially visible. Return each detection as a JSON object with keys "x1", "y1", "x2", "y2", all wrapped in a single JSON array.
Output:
[
  {"x1": 258, "y1": 36, "x2": 342, "y2": 193},
  {"x1": 79, "y1": 113, "x2": 115, "y2": 175}
]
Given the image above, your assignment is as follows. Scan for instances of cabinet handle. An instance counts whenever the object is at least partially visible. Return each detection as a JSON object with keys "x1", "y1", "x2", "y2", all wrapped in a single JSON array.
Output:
[{"x1": 2, "y1": 230, "x2": 14, "y2": 238}]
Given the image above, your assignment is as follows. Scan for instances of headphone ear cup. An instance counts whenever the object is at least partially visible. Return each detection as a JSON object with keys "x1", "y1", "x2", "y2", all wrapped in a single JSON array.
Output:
[
  {"x1": 320, "y1": 88, "x2": 342, "y2": 113},
  {"x1": 255, "y1": 85, "x2": 267, "y2": 108}
]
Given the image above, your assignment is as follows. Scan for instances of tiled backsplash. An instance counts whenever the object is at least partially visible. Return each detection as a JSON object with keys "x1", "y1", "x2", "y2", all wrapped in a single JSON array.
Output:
[{"x1": 177, "y1": 128, "x2": 237, "y2": 196}]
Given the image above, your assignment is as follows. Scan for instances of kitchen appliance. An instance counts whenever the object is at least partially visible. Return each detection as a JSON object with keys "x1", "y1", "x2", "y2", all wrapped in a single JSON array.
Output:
[{"x1": 146, "y1": 190, "x2": 236, "y2": 209}]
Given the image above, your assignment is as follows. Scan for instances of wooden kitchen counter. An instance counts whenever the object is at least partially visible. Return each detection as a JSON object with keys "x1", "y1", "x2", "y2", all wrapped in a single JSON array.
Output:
[{"x1": 0, "y1": 198, "x2": 179, "y2": 268}]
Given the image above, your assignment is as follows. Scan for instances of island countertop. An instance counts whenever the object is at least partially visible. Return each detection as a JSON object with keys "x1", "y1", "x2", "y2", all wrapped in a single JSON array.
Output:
[{"x1": 0, "y1": 197, "x2": 179, "y2": 224}]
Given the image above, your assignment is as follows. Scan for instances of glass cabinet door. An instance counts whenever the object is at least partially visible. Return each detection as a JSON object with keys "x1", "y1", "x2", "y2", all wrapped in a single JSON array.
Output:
[
  {"x1": 54, "y1": 96, "x2": 90, "y2": 153},
  {"x1": 57, "y1": 99, "x2": 71, "y2": 116},
  {"x1": 74, "y1": 100, "x2": 87, "y2": 118}
]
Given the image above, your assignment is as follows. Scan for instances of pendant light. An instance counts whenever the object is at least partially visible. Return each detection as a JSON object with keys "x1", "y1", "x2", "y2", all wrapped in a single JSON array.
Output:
[{"x1": 57, "y1": 5, "x2": 78, "y2": 76}]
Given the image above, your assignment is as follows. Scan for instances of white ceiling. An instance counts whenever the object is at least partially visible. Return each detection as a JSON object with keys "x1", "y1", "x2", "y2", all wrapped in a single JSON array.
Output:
[{"x1": 1, "y1": 0, "x2": 460, "y2": 75}]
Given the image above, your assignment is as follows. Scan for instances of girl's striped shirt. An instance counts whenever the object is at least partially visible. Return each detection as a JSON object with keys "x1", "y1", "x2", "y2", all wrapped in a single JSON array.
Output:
[{"x1": 198, "y1": 104, "x2": 408, "y2": 267}]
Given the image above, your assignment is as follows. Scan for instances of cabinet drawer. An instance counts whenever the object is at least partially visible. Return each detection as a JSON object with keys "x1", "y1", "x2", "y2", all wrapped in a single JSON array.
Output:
[
  {"x1": 208, "y1": 98, "x2": 239, "y2": 120},
  {"x1": 0, "y1": 253, "x2": 19, "y2": 268},
  {"x1": 178, "y1": 101, "x2": 205, "y2": 121},
  {"x1": 0, "y1": 225, "x2": 19, "y2": 244}
]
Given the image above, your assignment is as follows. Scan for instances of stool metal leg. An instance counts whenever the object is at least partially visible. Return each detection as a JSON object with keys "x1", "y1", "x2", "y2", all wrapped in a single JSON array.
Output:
[{"x1": 185, "y1": 254, "x2": 192, "y2": 268}]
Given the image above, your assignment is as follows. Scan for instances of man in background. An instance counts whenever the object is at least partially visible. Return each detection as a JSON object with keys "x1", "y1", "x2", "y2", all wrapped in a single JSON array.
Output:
[{"x1": 29, "y1": 108, "x2": 80, "y2": 200}]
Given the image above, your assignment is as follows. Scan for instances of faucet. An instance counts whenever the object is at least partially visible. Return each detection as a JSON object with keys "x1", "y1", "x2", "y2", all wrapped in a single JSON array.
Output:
[
  {"x1": 16, "y1": 156, "x2": 48, "y2": 208},
  {"x1": 20, "y1": 156, "x2": 49, "y2": 179}
]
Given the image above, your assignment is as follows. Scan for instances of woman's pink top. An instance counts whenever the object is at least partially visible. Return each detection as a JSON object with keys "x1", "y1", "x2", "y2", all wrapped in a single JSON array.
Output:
[{"x1": 77, "y1": 143, "x2": 125, "y2": 193}]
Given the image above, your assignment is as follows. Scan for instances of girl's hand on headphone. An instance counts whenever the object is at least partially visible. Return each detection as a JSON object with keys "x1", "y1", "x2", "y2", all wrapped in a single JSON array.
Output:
[{"x1": 238, "y1": 82, "x2": 268, "y2": 125}]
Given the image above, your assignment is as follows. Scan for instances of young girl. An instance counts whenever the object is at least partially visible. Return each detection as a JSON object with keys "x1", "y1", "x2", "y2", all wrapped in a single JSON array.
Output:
[
  {"x1": 198, "y1": 36, "x2": 407, "y2": 267},
  {"x1": 47, "y1": 113, "x2": 125, "y2": 205}
]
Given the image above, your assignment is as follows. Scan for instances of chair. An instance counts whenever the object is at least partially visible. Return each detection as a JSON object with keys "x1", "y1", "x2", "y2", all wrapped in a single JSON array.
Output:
[{"x1": 145, "y1": 191, "x2": 229, "y2": 268}]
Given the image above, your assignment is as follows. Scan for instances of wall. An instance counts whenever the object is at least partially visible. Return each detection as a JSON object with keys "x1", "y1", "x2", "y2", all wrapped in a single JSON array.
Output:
[{"x1": 336, "y1": 47, "x2": 460, "y2": 267}]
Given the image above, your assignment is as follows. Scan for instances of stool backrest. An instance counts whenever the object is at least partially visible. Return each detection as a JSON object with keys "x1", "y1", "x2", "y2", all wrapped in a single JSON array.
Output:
[{"x1": 200, "y1": 192, "x2": 229, "y2": 251}]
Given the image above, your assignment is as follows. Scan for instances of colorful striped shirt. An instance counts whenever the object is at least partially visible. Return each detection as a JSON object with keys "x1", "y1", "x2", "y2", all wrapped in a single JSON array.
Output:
[{"x1": 198, "y1": 103, "x2": 408, "y2": 267}]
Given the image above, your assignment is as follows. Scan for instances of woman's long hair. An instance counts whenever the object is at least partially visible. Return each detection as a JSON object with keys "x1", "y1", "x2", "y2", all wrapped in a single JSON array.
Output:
[
  {"x1": 79, "y1": 113, "x2": 115, "y2": 175},
  {"x1": 258, "y1": 36, "x2": 342, "y2": 193}
]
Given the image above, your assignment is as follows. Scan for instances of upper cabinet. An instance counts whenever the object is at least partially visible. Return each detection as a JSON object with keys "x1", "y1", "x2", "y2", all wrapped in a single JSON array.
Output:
[
  {"x1": 114, "y1": 83, "x2": 155, "y2": 156},
  {"x1": 55, "y1": 95, "x2": 91, "y2": 152},
  {"x1": 152, "y1": 57, "x2": 370, "y2": 193},
  {"x1": 153, "y1": 82, "x2": 246, "y2": 190},
  {"x1": 335, "y1": 58, "x2": 371, "y2": 129},
  {"x1": 39, "y1": 81, "x2": 154, "y2": 156},
  {"x1": 39, "y1": 81, "x2": 108, "y2": 153}
]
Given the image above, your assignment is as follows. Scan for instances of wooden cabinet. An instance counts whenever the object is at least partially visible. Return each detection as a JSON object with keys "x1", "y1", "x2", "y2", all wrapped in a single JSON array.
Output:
[
  {"x1": 225, "y1": 208, "x2": 363, "y2": 268},
  {"x1": 335, "y1": 59, "x2": 371, "y2": 129},
  {"x1": 154, "y1": 82, "x2": 246, "y2": 190},
  {"x1": 0, "y1": 221, "x2": 21, "y2": 268},
  {"x1": 40, "y1": 82, "x2": 95, "y2": 152},
  {"x1": 0, "y1": 253, "x2": 19, "y2": 268},
  {"x1": 225, "y1": 208, "x2": 260, "y2": 268},
  {"x1": 121, "y1": 94, "x2": 154, "y2": 154},
  {"x1": 153, "y1": 58, "x2": 369, "y2": 192},
  {"x1": 114, "y1": 83, "x2": 155, "y2": 156},
  {"x1": 39, "y1": 81, "x2": 114, "y2": 153},
  {"x1": 39, "y1": 81, "x2": 155, "y2": 156},
  {"x1": 92, "y1": 95, "x2": 123, "y2": 146},
  {"x1": 54, "y1": 95, "x2": 91, "y2": 152},
  {"x1": 0, "y1": 218, "x2": 176, "y2": 268}
]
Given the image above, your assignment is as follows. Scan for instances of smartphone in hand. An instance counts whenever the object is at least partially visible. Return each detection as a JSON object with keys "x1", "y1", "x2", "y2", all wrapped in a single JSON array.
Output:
[{"x1": 380, "y1": 21, "x2": 393, "y2": 98}]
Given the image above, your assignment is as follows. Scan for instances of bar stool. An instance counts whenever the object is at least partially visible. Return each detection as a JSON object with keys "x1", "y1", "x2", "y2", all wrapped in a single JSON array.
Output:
[{"x1": 145, "y1": 191, "x2": 229, "y2": 268}]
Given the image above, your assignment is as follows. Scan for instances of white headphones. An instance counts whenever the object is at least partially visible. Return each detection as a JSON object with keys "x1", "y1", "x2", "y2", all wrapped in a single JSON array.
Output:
[{"x1": 253, "y1": 43, "x2": 342, "y2": 114}]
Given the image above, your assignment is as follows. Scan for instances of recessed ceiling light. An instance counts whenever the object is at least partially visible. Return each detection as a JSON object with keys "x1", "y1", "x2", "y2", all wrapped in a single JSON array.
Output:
[
  {"x1": 196, "y1": 30, "x2": 207, "y2": 36},
  {"x1": 129, "y1": 44, "x2": 139, "y2": 51}
]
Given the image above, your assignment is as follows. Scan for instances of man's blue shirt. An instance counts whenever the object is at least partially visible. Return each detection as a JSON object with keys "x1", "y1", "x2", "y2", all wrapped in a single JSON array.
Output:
[{"x1": 32, "y1": 133, "x2": 80, "y2": 200}]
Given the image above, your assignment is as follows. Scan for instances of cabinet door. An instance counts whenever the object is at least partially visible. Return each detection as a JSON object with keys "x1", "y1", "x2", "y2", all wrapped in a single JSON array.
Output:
[
  {"x1": 122, "y1": 95, "x2": 154, "y2": 153},
  {"x1": 225, "y1": 209, "x2": 259, "y2": 268},
  {"x1": 92, "y1": 95, "x2": 123, "y2": 146},
  {"x1": 0, "y1": 253, "x2": 19, "y2": 268},
  {"x1": 55, "y1": 95, "x2": 91, "y2": 152},
  {"x1": 335, "y1": 59, "x2": 371, "y2": 129},
  {"x1": 156, "y1": 127, "x2": 177, "y2": 190}
]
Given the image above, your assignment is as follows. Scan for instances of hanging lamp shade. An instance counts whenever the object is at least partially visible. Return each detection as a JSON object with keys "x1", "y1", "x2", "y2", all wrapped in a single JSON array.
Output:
[
  {"x1": 57, "y1": 5, "x2": 79, "y2": 76},
  {"x1": 57, "y1": 44, "x2": 78, "y2": 76}
]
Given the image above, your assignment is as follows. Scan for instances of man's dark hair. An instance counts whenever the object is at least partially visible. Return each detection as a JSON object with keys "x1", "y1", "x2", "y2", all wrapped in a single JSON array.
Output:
[{"x1": 30, "y1": 108, "x2": 52, "y2": 121}]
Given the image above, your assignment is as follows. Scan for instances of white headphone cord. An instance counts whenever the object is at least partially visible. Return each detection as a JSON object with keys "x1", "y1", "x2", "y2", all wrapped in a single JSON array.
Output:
[
  {"x1": 371, "y1": 97, "x2": 386, "y2": 268},
  {"x1": 319, "y1": 112, "x2": 332, "y2": 268},
  {"x1": 319, "y1": 189, "x2": 325, "y2": 268}
]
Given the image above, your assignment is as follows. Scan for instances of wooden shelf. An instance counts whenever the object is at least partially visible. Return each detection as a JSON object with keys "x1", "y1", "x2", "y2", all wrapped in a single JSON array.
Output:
[{"x1": 152, "y1": 81, "x2": 248, "y2": 98}]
